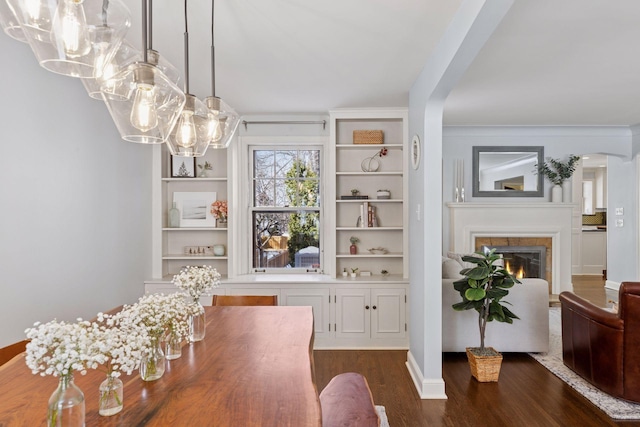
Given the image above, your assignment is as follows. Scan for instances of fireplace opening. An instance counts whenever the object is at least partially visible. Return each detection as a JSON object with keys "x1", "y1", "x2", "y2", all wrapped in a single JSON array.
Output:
[{"x1": 485, "y1": 245, "x2": 547, "y2": 279}]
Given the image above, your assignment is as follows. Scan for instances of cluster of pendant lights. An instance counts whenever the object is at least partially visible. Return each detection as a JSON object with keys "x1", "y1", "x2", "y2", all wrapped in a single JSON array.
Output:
[{"x1": 0, "y1": 0, "x2": 239, "y2": 157}]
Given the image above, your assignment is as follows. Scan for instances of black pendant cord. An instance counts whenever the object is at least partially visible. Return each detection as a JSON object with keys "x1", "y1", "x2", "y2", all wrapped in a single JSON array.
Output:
[
  {"x1": 101, "y1": 0, "x2": 109, "y2": 26},
  {"x1": 183, "y1": 0, "x2": 190, "y2": 94},
  {"x1": 210, "y1": 0, "x2": 216, "y2": 97},
  {"x1": 142, "y1": 0, "x2": 148, "y2": 62}
]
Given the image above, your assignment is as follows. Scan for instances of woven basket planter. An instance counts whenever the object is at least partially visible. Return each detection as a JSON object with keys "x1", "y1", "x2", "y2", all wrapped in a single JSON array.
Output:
[
  {"x1": 466, "y1": 347, "x2": 503, "y2": 382},
  {"x1": 353, "y1": 130, "x2": 384, "y2": 144}
]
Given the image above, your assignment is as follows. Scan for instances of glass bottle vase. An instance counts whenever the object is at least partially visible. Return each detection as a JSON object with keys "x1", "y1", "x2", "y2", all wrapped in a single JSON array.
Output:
[
  {"x1": 165, "y1": 333, "x2": 182, "y2": 360},
  {"x1": 169, "y1": 202, "x2": 180, "y2": 228},
  {"x1": 140, "y1": 337, "x2": 166, "y2": 381},
  {"x1": 189, "y1": 300, "x2": 206, "y2": 342},
  {"x1": 98, "y1": 375, "x2": 123, "y2": 416},
  {"x1": 48, "y1": 374, "x2": 85, "y2": 427}
]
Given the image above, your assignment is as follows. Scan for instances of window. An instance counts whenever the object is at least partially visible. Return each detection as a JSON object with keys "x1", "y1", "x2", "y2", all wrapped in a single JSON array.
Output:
[{"x1": 251, "y1": 148, "x2": 321, "y2": 270}]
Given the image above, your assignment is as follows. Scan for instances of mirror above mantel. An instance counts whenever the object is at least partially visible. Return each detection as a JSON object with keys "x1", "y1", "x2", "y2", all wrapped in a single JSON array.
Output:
[{"x1": 472, "y1": 146, "x2": 544, "y2": 198}]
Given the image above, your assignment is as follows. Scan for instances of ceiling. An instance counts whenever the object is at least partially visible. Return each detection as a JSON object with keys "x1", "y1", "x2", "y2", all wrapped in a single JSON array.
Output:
[{"x1": 120, "y1": 0, "x2": 640, "y2": 125}]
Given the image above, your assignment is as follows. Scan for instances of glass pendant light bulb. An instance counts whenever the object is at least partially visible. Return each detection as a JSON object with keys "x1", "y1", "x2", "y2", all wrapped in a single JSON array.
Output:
[
  {"x1": 130, "y1": 83, "x2": 158, "y2": 132},
  {"x1": 51, "y1": 0, "x2": 91, "y2": 58},
  {"x1": 175, "y1": 110, "x2": 197, "y2": 148},
  {"x1": 207, "y1": 111, "x2": 222, "y2": 142}
]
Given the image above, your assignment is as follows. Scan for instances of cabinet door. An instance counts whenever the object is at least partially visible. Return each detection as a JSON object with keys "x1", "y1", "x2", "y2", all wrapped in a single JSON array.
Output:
[
  {"x1": 371, "y1": 288, "x2": 406, "y2": 339},
  {"x1": 281, "y1": 288, "x2": 331, "y2": 339},
  {"x1": 335, "y1": 288, "x2": 370, "y2": 339}
]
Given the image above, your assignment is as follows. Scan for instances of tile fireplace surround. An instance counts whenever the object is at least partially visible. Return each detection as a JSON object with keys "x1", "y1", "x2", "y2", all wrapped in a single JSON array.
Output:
[{"x1": 447, "y1": 203, "x2": 574, "y2": 294}]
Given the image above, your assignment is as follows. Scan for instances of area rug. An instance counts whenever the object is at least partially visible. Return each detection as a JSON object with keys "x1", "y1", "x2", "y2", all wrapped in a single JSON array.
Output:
[
  {"x1": 375, "y1": 405, "x2": 390, "y2": 427},
  {"x1": 529, "y1": 307, "x2": 640, "y2": 420}
]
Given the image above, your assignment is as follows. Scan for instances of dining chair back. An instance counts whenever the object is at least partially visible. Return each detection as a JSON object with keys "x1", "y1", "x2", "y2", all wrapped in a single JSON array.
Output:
[
  {"x1": 212, "y1": 295, "x2": 278, "y2": 306},
  {"x1": 0, "y1": 340, "x2": 28, "y2": 366}
]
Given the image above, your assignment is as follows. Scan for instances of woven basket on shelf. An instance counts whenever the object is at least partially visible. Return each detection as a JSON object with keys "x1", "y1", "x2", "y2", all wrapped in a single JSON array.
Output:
[
  {"x1": 353, "y1": 130, "x2": 384, "y2": 144},
  {"x1": 466, "y1": 347, "x2": 503, "y2": 382}
]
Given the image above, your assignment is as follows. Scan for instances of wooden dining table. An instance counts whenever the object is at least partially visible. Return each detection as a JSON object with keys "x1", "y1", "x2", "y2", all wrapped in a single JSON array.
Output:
[{"x1": 0, "y1": 306, "x2": 322, "y2": 426}]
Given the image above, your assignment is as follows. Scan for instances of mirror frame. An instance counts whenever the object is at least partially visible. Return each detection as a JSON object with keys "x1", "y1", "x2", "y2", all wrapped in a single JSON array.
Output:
[{"x1": 472, "y1": 146, "x2": 544, "y2": 198}]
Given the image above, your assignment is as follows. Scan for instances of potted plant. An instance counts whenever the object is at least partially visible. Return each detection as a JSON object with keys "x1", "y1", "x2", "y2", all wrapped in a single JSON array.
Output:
[
  {"x1": 451, "y1": 248, "x2": 520, "y2": 382},
  {"x1": 342, "y1": 267, "x2": 348, "y2": 277},
  {"x1": 536, "y1": 154, "x2": 580, "y2": 202},
  {"x1": 350, "y1": 267, "x2": 358, "y2": 278},
  {"x1": 351, "y1": 189, "x2": 360, "y2": 196},
  {"x1": 349, "y1": 236, "x2": 359, "y2": 255}
]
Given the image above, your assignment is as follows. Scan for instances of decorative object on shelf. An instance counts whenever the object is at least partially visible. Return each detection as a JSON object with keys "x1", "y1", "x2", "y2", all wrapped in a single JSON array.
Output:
[
  {"x1": 351, "y1": 189, "x2": 360, "y2": 196},
  {"x1": 210, "y1": 199, "x2": 228, "y2": 228},
  {"x1": 169, "y1": 202, "x2": 181, "y2": 228},
  {"x1": 342, "y1": 268, "x2": 348, "y2": 277},
  {"x1": 454, "y1": 158, "x2": 464, "y2": 202},
  {"x1": 183, "y1": 245, "x2": 214, "y2": 255},
  {"x1": 360, "y1": 271, "x2": 371, "y2": 277},
  {"x1": 353, "y1": 130, "x2": 384, "y2": 145},
  {"x1": 411, "y1": 135, "x2": 421, "y2": 170},
  {"x1": 213, "y1": 244, "x2": 225, "y2": 256},
  {"x1": 376, "y1": 189, "x2": 390, "y2": 199},
  {"x1": 172, "y1": 265, "x2": 221, "y2": 342},
  {"x1": 349, "y1": 236, "x2": 359, "y2": 255},
  {"x1": 350, "y1": 267, "x2": 358, "y2": 278},
  {"x1": 535, "y1": 155, "x2": 580, "y2": 203},
  {"x1": 451, "y1": 248, "x2": 520, "y2": 382},
  {"x1": 381, "y1": 269, "x2": 390, "y2": 277},
  {"x1": 368, "y1": 247, "x2": 388, "y2": 255},
  {"x1": 173, "y1": 192, "x2": 217, "y2": 227},
  {"x1": 171, "y1": 156, "x2": 196, "y2": 178},
  {"x1": 361, "y1": 147, "x2": 388, "y2": 172},
  {"x1": 197, "y1": 161, "x2": 213, "y2": 177}
]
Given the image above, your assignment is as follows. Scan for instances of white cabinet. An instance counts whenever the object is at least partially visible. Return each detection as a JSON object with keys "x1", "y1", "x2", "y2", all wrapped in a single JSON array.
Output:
[
  {"x1": 281, "y1": 288, "x2": 331, "y2": 341},
  {"x1": 328, "y1": 109, "x2": 408, "y2": 279},
  {"x1": 581, "y1": 231, "x2": 607, "y2": 275},
  {"x1": 334, "y1": 287, "x2": 406, "y2": 347},
  {"x1": 152, "y1": 145, "x2": 230, "y2": 280}
]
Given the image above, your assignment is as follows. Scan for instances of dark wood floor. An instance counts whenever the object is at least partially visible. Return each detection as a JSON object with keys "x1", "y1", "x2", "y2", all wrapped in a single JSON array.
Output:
[{"x1": 314, "y1": 276, "x2": 639, "y2": 427}]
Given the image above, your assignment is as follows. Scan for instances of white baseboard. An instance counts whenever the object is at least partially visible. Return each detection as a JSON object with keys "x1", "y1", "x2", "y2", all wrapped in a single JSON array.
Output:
[
  {"x1": 405, "y1": 351, "x2": 447, "y2": 399},
  {"x1": 605, "y1": 280, "x2": 621, "y2": 291}
]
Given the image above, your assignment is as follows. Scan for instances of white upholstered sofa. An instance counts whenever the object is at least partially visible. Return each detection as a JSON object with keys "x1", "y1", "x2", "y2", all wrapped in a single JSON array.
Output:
[{"x1": 441, "y1": 256, "x2": 549, "y2": 353}]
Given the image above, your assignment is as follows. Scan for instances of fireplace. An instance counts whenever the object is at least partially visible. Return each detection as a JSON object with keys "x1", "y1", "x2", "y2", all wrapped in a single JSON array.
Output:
[{"x1": 487, "y1": 245, "x2": 546, "y2": 280}]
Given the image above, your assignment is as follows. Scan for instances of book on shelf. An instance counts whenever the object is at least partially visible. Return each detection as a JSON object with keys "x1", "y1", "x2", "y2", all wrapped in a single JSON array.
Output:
[
  {"x1": 358, "y1": 202, "x2": 378, "y2": 228},
  {"x1": 341, "y1": 195, "x2": 369, "y2": 200}
]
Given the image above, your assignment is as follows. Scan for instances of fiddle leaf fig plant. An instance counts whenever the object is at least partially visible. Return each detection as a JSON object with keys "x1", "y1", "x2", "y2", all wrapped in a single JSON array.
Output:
[{"x1": 452, "y1": 248, "x2": 520, "y2": 353}]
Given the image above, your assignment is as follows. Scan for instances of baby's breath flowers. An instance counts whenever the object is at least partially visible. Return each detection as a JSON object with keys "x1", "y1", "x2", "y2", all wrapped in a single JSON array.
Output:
[
  {"x1": 25, "y1": 319, "x2": 102, "y2": 377},
  {"x1": 172, "y1": 265, "x2": 221, "y2": 301}
]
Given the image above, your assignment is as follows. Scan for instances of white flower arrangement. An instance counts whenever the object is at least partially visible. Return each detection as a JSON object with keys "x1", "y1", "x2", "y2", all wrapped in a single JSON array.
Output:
[
  {"x1": 172, "y1": 265, "x2": 221, "y2": 300},
  {"x1": 24, "y1": 319, "x2": 103, "y2": 377},
  {"x1": 93, "y1": 311, "x2": 149, "y2": 377}
]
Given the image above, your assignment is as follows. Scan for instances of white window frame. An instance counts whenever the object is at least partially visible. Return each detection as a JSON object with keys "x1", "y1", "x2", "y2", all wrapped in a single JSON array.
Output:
[{"x1": 231, "y1": 136, "x2": 328, "y2": 275}]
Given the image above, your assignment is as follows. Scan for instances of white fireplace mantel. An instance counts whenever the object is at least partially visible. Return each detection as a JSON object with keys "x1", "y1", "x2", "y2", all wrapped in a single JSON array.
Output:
[{"x1": 447, "y1": 202, "x2": 575, "y2": 294}]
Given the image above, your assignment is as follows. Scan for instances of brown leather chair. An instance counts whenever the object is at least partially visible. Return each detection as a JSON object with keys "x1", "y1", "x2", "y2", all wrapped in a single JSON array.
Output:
[
  {"x1": 559, "y1": 282, "x2": 640, "y2": 403},
  {"x1": 0, "y1": 340, "x2": 28, "y2": 366},
  {"x1": 212, "y1": 295, "x2": 278, "y2": 306}
]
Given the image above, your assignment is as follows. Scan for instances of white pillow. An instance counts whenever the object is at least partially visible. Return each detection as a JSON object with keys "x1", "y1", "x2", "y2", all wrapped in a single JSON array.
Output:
[{"x1": 442, "y1": 258, "x2": 464, "y2": 279}]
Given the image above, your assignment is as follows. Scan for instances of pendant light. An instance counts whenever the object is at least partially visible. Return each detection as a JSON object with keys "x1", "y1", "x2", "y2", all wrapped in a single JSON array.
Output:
[
  {"x1": 204, "y1": 0, "x2": 239, "y2": 150},
  {"x1": 9, "y1": 0, "x2": 131, "y2": 78},
  {"x1": 102, "y1": 0, "x2": 185, "y2": 144},
  {"x1": 165, "y1": 0, "x2": 209, "y2": 157},
  {"x1": 0, "y1": 0, "x2": 27, "y2": 42}
]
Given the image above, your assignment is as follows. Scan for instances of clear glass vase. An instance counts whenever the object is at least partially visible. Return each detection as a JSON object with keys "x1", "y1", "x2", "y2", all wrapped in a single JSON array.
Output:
[
  {"x1": 98, "y1": 375, "x2": 123, "y2": 416},
  {"x1": 140, "y1": 337, "x2": 166, "y2": 381},
  {"x1": 189, "y1": 300, "x2": 206, "y2": 342},
  {"x1": 48, "y1": 374, "x2": 85, "y2": 427},
  {"x1": 165, "y1": 333, "x2": 182, "y2": 360}
]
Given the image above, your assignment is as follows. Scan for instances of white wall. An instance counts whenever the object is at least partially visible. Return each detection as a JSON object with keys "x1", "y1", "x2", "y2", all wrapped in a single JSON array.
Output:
[
  {"x1": 441, "y1": 126, "x2": 637, "y2": 284},
  {"x1": 0, "y1": 35, "x2": 153, "y2": 347}
]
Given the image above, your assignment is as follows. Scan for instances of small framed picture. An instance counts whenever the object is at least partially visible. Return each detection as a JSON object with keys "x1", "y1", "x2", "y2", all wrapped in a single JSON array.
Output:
[{"x1": 171, "y1": 156, "x2": 196, "y2": 178}]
